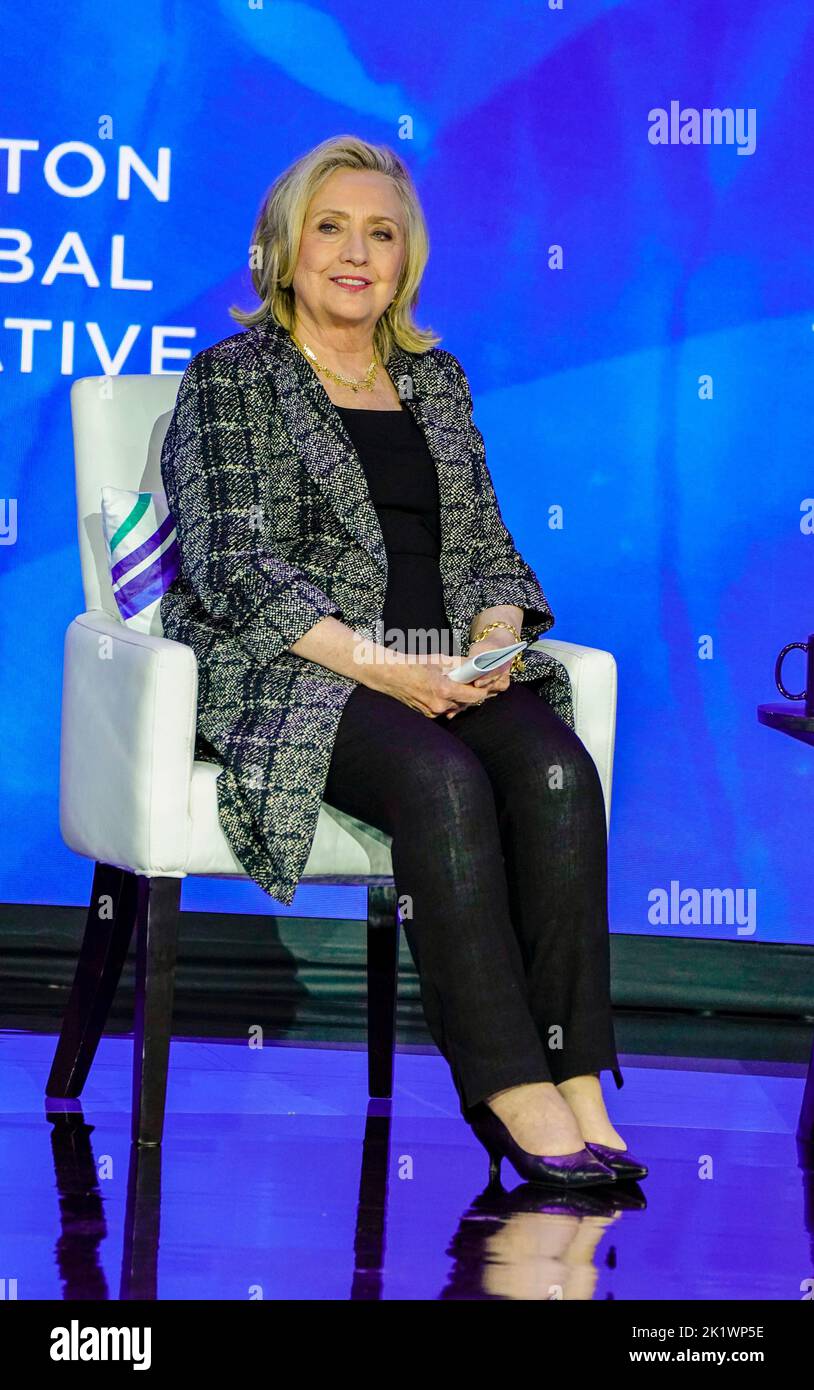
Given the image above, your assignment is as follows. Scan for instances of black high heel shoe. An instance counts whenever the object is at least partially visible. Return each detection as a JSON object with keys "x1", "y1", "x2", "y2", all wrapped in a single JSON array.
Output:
[
  {"x1": 583, "y1": 1141, "x2": 649, "y2": 1181},
  {"x1": 466, "y1": 1102, "x2": 617, "y2": 1188}
]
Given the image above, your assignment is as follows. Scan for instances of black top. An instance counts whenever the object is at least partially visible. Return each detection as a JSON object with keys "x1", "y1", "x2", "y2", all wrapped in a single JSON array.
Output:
[{"x1": 336, "y1": 405, "x2": 455, "y2": 655}]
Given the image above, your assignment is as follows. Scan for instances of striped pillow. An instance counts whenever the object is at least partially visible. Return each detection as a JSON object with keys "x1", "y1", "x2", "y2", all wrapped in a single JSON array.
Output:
[{"x1": 101, "y1": 486, "x2": 179, "y2": 634}]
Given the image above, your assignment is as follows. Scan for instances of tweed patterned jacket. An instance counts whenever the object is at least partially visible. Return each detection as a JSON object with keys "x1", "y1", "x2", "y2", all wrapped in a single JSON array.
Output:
[{"x1": 159, "y1": 317, "x2": 574, "y2": 905}]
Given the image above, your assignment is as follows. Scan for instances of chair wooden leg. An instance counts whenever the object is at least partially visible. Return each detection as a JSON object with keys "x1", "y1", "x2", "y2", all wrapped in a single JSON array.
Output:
[
  {"x1": 46, "y1": 862, "x2": 138, "y2": 1098},
  {"x1": 366, "y1": 884, "x2": 399, "y2": 1099},
  {"x1": 132, "y1": 876, "x2": 182, "y2": 1147}
]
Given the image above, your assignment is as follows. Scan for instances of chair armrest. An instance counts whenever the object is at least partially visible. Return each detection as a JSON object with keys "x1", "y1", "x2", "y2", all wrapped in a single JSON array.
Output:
[
  {"x1": 529, "y1": 637, "x2": 617, "y2": 829},
  {"x1": 59, "y1": 610, "x2": 198, "y2": 875}
]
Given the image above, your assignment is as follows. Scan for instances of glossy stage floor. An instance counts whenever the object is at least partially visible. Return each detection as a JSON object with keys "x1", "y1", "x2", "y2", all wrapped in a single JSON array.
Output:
[{"x1": 1, "y1": 1030, "x2": 811, "y2": 1301}]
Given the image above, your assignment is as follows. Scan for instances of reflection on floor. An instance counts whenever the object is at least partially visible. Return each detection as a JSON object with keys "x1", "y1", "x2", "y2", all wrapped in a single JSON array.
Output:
[{"x1": 0, "y1": 1031, "x2": 811, "y2": 1300}]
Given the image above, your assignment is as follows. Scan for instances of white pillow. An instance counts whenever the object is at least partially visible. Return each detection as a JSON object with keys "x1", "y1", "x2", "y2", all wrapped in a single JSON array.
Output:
[{"x1": 100, "y1": 486, "x2": 179, "y2": 635}]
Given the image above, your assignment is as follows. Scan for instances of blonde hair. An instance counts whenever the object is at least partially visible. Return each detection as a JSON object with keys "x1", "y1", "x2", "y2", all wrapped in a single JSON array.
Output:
[{"x1": 229, "y1": 134, "x2": 441, "y2": 361}]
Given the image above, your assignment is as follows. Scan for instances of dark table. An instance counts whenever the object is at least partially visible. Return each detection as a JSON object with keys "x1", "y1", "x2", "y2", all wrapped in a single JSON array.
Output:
[{"x1": 758, "y1": 702, "x2": 814, "y2": 749}]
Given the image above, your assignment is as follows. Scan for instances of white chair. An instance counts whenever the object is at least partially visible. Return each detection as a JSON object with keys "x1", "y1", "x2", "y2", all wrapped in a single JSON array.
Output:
[{"x1": 47, "y1": 372, "x2": 619, "y2": 1147}]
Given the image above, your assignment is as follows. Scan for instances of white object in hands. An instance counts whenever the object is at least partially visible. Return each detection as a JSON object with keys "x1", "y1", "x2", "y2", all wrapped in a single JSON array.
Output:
[{"x1": 447, "y1": 640, "x2": 528, "y2": 684}]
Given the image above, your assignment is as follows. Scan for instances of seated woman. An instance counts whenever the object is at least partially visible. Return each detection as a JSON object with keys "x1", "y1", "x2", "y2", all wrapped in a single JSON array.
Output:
[{"x1": 159, "y1": 133, "x2": 647, "y2": 1189}]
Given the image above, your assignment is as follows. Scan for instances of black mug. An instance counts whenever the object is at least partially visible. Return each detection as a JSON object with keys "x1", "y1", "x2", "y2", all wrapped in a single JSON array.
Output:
[{"x1": 774, "y1": 634, "x2": 814, "y2": 716}]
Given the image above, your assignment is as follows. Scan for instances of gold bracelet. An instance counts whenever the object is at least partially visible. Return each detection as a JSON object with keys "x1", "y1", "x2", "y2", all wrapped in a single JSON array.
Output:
[{"x1": 469, "y1": 620, "x2": 526, "y2": 675}]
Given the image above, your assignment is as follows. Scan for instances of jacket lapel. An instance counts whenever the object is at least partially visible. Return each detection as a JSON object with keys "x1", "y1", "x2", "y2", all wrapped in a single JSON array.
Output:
[{"x1": 251, "y1": 319, "x2": 469, "y2": 575}]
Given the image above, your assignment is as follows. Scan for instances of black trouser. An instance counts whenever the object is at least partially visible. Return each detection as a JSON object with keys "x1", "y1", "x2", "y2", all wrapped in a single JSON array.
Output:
[{"x1": 322, "y1": 679, "x2": 623, "y2": 1119}]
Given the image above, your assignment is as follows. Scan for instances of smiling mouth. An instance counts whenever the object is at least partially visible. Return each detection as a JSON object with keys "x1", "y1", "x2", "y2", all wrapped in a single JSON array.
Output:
[{"x1": 330, "y1": 277, "x2": 372, "y2": 291}]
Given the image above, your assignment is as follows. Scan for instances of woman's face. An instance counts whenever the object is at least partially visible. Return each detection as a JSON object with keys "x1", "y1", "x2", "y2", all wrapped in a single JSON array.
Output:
[{"x1": 292, "y1": 168, "x2": 405, "y2": 338}]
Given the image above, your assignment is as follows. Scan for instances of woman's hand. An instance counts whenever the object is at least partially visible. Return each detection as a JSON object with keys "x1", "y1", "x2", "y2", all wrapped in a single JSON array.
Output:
[
  {"x1": 441, "y1": 631, "x2": 514, "y2": 717},
  {"x1": 371, "y1": 650, "x2": 500, "y2": 720}
]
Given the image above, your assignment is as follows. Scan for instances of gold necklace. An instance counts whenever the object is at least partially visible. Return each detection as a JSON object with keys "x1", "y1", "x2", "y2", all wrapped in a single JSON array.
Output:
[{"x1": 290, "y1": 332, "x2": 378, "y2": 393}]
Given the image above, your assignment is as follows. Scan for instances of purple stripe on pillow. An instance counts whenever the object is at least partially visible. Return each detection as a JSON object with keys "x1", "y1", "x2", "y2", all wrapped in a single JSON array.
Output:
[
  {"x1": 110, "y1": 511, "x2": 176, "y2": 585},
  {"x1": 114, "y1": 539, "x2": 180, "y2": 620}
]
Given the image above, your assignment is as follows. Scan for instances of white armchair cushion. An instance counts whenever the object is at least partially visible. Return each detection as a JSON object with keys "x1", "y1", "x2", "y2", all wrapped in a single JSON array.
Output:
[
  {"x1": 100, "y1": 485, "x2": 178, "y2": 635},
  {"x1": 59, "y1": 610, "x2": 198, "y2": 876},
  {"x1": 530, "y1": 637, "x2": 617, "y2": 831}
]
